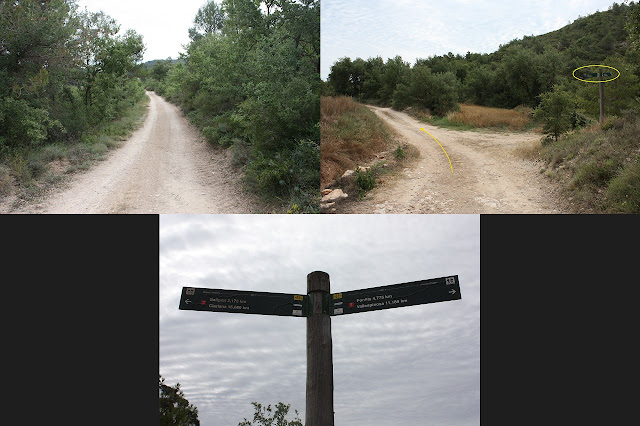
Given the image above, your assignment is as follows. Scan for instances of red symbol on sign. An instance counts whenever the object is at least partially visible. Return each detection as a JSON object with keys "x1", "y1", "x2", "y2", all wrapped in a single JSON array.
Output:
[
  {"x1": 200, "y1": 300, "x2": 206, "y2": 305},
  {"x1": 349, "y1": 302, "x2": 355, "y2": 308}
]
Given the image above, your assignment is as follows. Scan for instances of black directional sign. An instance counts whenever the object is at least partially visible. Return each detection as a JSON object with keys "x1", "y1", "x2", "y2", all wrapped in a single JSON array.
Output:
[
  {"x1": 330, "y1": 275, "x2": 461, "y2": 316},
  {"x1": 179, "y1": 287, "x2": 308, "y2": 317}
]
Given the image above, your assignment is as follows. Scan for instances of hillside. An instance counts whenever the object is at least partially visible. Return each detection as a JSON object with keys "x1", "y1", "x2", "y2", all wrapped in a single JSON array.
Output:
[
  {"x1": 324, "y1": 1, "x2": 640, "y2": 213},
  {"x1": 497, "y1": 2, "x2": 634, "y2": 62}
]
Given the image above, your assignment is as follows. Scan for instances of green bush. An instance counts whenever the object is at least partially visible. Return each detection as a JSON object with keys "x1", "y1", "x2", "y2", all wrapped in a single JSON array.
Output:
[
  {"x1": 245, "y1": 153, "x2": 294, "y2": 197},
  {"x1": 355, "y1": 167, "x2": 376, "y2": 195},
  {"x1": 0, "y1": 97, "x2": 59, "y2": 151}
]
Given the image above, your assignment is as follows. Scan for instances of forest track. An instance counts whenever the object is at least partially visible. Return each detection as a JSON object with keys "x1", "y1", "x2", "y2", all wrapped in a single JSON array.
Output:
[
  {"x1": 341, "y1": 106, "x2": 567, "y2": 214},
  {"x1": 4, "y1": 92, "x2": 259, "y2": 214}
]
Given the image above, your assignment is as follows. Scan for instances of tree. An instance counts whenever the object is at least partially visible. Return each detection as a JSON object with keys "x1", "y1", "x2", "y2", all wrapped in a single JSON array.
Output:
[
  {"x1": 327, "y1": 57, "x2": 353, "y2": 96},
  {"x1": 189, "y1": 0, "x2": 226, "y2": 41},
  {"x1": 159, "y1": 375, "x2": 200, "y2": 426},
  {"x1": 626, "y1": 1, "x2": 640, "y2": 51},
  {"x1": 392, "y1": 66, "x2": 459, "y2": 115},
  {"x1": 238, "y1": 402, "x2": 303, "y2": 426},
  {"x1": 534, "y1": 87, "x2": 577, "y2": 142}
]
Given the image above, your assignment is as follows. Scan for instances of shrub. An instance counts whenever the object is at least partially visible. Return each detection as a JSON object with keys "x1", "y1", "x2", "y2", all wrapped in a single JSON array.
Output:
[
  {"x1": 394, "y1": 145, "x2": 405, "y2": 160},
  {"x1": 355, "y1": 167, "x2": 376, "y2": 196},
  {"x1": 533, "y1": 87, "x2": 576, "y2": 142},
  {"x1": 605, "y1": 155, "x2": 640, "y2": 213}
]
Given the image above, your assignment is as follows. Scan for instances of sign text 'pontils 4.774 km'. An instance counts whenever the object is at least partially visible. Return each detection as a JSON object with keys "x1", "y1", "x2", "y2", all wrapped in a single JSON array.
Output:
[
  {"x1": 179, "y1": 287, "x2": 308, "y2": 317},
  {"x1": 330, "y1": 275, "x2": 461, "y2": 316}
]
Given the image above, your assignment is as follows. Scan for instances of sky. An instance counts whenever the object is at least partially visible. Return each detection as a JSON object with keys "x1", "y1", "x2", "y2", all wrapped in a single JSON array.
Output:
[
  {"x1": 75, "y1": 0, "x2": 215, "y2": 62},
  {"x1": 160, "y1": 214, "x2": 480, "y2": 426},
  {"x1": 321, "y1": 0, "x2": 623, "y2": 79}
]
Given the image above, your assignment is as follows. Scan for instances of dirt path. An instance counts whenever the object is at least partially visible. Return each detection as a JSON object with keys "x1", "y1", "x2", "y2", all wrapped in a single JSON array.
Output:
[
  {"x1": 5, "y1": 92, "x2": 260, "y2": 214},
  {"x1": 341, "y1": 106, "x2": 566, "y2": 214}
]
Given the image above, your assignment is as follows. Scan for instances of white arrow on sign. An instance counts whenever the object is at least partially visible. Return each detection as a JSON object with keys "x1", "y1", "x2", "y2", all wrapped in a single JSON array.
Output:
[
  {"x1": 448, "y1": 289, "x2": 456, "y2": 295},
  {"x1": 185, "y1": 299, "x2": 192, "y2": 304}
]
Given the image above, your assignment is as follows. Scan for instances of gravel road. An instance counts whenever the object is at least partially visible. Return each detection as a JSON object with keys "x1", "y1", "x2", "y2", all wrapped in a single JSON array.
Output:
[
  {"x1": 6, "y1": 92, "x2": 259, "y2": 214},
  {"x1": 341, "y1": 106, "x2": 567, "y2": 214}
]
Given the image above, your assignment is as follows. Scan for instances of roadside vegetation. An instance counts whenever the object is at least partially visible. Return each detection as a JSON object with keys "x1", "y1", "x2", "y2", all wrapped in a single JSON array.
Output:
[
  {"x1": 141, "y1": 0, "x2": 320, "y2": 213},
  {"x1": 0, "y1": 0, "x2": 147, "y2": 204},
  {"x1": 323, "y1": 1, "x2": 640, "y2": 212},
  {"x1": 321, "y1": 96, "x2": 416, "y2": 195}
]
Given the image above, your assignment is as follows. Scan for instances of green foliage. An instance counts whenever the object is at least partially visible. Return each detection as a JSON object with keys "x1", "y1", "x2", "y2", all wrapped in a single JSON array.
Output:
[
  {"x1": 0, "y1": 97, "x2": 61, "y2": 152},
  {"x1": 0, "y1": 0, "x2": 146, "y2": 161},
  {"x1": 149, "y1": 0, "x2": 320, "y2": 211},
  {"x1": 533, "y1": 87, "x2": 577, "y2": 142},
  {"x1": 238, "y1": 401, "x2": 303, "y2": 426},
  {"x1": 392, "y1": 67, "x2": 460, "y2": 115},
  {"x1": 189, "y1": 0, "x2": 225, "y2": 40},
  {"x1": 326, "y1": 2, "x2": 639, "y2": 119},
  {"x1": 606, "y1": 155, "x2": 640, "y2": 213},
  {"x1": 159, "y1": 375, "x2": 200, "y2": 426},
  {"x1": 539, "y1": 110, "x2": 640, "y2": 213},
  {"x1": 394, "y1": 145, "x2": 405, "y2": 160},
  {"x1": 355, "y1": 167, "x2": 376, "y2": 196},
  {"x1": 627, "y1": 1, "x2": 640, "y2": 52}
]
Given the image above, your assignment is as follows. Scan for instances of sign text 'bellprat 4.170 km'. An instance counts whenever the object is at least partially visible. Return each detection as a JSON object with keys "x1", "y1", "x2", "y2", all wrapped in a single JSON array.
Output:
[
  {"x1": 179, "y1": 287, "x2": 308, "y2": 317},
  {"x1": 330, "y1": 275, "x2": 461, "y2": 316}
]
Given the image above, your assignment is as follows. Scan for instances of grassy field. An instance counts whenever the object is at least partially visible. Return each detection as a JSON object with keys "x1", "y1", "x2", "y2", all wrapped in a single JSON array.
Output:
[
  {"x1": 321, "y1": 96, "x2": 400, "y2": 188},
  {"x1": 407, "y1": 103, "x2": 535, "y2": 131}
]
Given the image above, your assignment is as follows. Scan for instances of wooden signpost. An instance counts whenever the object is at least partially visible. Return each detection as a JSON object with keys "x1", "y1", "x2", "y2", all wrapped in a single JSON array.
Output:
[
  {"x1": 179, "y1": 271, "x2": 462, "y2": 426},
  {"x1": 583, "y1": 71, "x2": 614, "y2": 124}
]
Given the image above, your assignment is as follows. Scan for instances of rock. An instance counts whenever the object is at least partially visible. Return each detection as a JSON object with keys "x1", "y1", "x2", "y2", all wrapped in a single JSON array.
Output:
[
  {"x1": 321, "y1": 188, "x2": 348, "y2": 203},
  {"x1": 341, "y1": 169, "x2": 355, "y2": 179},
  {"x1": 321, "y1": 189, "x2": 332, "y2": 196}
]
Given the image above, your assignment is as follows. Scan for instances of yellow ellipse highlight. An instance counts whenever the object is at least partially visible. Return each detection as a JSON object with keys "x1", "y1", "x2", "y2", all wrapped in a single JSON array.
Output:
[
  {"x1": 420, "y1": 128, "x2": 453, "y2": 174},
  {"x1": 572, "y1": 64, "x2": 620, "y2": 83}
]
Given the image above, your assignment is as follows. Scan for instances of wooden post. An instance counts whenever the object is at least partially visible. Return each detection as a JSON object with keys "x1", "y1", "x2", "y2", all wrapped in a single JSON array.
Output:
[
  {"x1": 306, "y1": 271, "x2": 334, "y2": 426},
  {"x1": 599, "y1": 80, "x2": 605, "y2": 125}
]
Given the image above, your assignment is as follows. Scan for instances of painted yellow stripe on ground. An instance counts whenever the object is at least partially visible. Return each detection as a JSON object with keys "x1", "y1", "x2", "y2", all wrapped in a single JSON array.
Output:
[{"x1": 420, "y1": 128, "x2": 453, "y2": 174}]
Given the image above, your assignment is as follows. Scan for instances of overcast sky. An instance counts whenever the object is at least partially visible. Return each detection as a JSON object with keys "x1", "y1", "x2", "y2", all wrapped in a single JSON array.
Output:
[
  {"x1": 321, "y1": 0, "x2": 622, "y2": 79},
  {"x1": 76, "y1": 0, "x2": 214, "y2": 62},
  {"x1": 160, "y1": 214, "x2": 480, "y2": 426}
]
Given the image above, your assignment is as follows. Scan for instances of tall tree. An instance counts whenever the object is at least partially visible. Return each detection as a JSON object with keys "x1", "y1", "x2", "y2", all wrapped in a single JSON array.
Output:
[{"x1": 189, "y1": 0, "x2": 226, "y2": 41}]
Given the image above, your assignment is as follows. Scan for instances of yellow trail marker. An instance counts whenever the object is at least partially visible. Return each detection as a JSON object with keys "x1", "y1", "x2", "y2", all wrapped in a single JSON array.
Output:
[{"x1": 421, "y1": 127, "x2": 453, "y2": 174}]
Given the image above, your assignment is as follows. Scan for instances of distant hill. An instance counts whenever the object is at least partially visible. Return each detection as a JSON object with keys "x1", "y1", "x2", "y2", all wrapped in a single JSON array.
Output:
[
  {"x1": 495, "y1": 2, "x2": 634, "y2": 62},
  {"x1": 141, "y1": 58, "x2": 183, "y2": 69}
]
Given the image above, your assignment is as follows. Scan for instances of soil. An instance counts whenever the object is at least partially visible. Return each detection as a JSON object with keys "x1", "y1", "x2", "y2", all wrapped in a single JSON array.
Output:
[
  {"x1": 338, "y1": 106, "x2": 568, "y2": 214},
  {"x1": 1, "y1": 92, "x2": 261, "y2": 214}
]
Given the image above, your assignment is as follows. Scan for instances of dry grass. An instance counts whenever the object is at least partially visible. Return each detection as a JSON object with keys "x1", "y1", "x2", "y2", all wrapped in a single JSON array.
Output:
[
  {"x1": 321, "y1": 96, "x2": 396, "y2": 187},
  {"x1": 449, "y1": 104, "x2": 533, "y2": 130}
]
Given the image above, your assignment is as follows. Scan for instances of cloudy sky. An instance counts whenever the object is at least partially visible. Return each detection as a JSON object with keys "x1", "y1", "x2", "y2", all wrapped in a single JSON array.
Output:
[
  {"x1": 76, "y1": 0, "x2": 215, "y2": 62},
  {"x1": 321, "y1": 0, "x2": 622, "y2": 79},
  {"x1": 160, "y1": 214, "x2": 480, "y2": 426}
]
